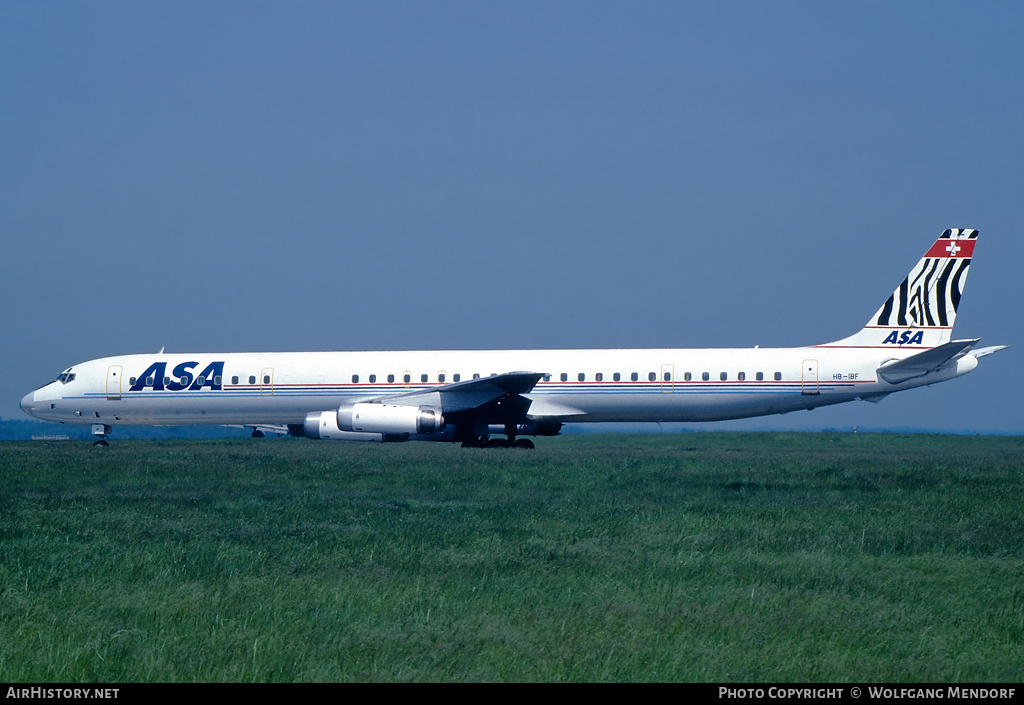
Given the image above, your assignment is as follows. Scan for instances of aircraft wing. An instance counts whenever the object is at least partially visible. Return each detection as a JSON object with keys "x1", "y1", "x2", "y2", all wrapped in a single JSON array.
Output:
[
  {"x1": 877, "y1": 339, "x2": 980, "y2": 384},
  {"x1": 224, "y1": 423, "x2": 292, "y2": 436},
  {"x1": 368, "y1": 371, "x2": 546, "y2": 414}
]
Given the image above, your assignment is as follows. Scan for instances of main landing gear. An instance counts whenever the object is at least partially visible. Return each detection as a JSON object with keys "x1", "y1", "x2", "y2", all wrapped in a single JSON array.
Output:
[
  {"x1": 459, "y1": 423, "x2": 536, "y2": 449},
  {"x1": 460, "y1": 437, "x2": 535, "y2": 449}
]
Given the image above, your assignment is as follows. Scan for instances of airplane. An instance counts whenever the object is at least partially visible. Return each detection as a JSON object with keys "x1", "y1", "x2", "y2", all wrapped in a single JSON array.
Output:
[{"x1": 21, "y1": 229, "x2": 1006, "y2": 447}]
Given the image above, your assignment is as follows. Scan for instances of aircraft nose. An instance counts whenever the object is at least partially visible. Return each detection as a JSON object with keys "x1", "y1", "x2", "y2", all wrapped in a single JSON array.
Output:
[{"x1": 20, "y1": 391, "x2": 35, "y2": 417}]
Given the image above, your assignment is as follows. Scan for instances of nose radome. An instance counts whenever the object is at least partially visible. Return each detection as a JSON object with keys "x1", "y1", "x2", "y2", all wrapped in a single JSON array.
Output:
[{"x1": 20, "y1": 391, "x2": 35, "y2": 417}]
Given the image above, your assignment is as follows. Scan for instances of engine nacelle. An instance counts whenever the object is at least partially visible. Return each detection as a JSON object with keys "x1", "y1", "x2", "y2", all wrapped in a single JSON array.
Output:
[
  {"x1": 337, "y1": 403, "x2": 445, "y2": 435},
  {"x1": 303, "y1": 411, "x2": 384, "y2": 441}
]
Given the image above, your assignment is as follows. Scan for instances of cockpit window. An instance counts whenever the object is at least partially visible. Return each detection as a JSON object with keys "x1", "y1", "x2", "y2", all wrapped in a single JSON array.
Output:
[{"x1": 57, "y1": 370, "x2": 76, "y2": 384}]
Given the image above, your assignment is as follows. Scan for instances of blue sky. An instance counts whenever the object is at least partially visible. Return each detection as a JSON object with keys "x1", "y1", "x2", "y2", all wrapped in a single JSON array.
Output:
[{"x1": 2, "y1": 1, "x2": 1020, "y2": 433}]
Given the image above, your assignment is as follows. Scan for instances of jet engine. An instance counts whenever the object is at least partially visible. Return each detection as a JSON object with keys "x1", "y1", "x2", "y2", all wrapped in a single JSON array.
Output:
[
  {"x1": 302, "y1": 410, "x2": 383, "y2": 441},
  {"x1": 336, "y1": 402, "x2": 445, "y2": 435}
]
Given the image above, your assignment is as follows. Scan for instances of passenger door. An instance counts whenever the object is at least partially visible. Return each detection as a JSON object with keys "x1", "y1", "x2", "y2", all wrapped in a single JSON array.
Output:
[
  {"x1": 801, "y1": 359, "x2": 819, "y2": 395},
  {"x1": 106, "y1": 365, "x2": 122, "y2": 401}
]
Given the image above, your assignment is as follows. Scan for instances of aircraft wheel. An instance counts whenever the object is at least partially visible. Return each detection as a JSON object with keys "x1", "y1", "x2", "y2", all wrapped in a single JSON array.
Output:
[
  {"x1": 512, "y1": 438, "x2": 535, "y2": 449},
  {"x1": 251, "y1": 430, "x2": 265, "y2": 438},
  {"x1": 92, "y1": 439, "x2": 109, "y2": 448},
  {"x1": 460, "y1": 436, "x2": 487, "y2": 448},
  {"x1": 485, "y1": 438, "x2": 511, "y2": 448}
]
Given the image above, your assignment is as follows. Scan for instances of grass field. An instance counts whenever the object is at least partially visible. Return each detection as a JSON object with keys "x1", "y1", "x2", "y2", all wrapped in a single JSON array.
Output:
[{"x1": 1, "y1": 433, "x2": 1021, "y2": 682}]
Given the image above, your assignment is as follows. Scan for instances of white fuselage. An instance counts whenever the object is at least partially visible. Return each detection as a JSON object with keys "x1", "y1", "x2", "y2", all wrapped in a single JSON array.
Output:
[
  {"x1": 19, "y1": 229, "x2": 995, "y2": 443},
  {"x1": 20, "y1": 345, "x2": 976, "y2": 430}
]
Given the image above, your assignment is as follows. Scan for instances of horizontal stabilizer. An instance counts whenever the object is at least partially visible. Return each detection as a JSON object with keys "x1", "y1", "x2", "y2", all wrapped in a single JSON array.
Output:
[
  {"x1": 972, "y1": 344, "x2": 1009, "y2": 359},
  {"x1": 877, "y1": 339, "x2": 979, "y2": 384}
]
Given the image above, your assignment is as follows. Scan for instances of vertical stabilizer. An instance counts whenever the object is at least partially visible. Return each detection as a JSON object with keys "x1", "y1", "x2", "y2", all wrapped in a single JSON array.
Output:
[{"x1": 822, "y1": 229, "x2": 977, "y2": 349}]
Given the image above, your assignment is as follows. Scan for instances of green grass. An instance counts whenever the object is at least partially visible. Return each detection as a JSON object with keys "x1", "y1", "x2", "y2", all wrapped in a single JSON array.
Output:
[{"x1": 1, "y1": 433, "x2": 1021, "y2": 681}]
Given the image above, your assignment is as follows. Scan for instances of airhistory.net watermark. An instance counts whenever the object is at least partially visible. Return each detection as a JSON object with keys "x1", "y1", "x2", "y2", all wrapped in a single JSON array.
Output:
[{"x1": 6, "y1": 689, "x2": 118, "y2": 699}]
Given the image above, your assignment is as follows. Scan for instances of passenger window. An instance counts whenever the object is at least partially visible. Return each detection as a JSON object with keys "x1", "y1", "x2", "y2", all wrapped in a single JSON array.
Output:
[
  {"x1": 578, "y1": 373, "x2": 586, "y2": 382},
  {"x1": 664, "y1": 372, "x2": 672, "y2": 382},
  {"x1": 146, "y1": 376, "x2": 155, "y2": 386},
  {"x1": 561, "y1": 373, "x2": 568, "y2": 382},
  {"x1": 543, "y1": 374, "x2": 551, "y2": 382},
  {"x1": 595, "y1": 373, "x2": 603, "y2": 382},
  {"x1": 164, "y1": 376, "x2": 171, "y2": 386},
  {"x1": 702, "y1": 372, "x2": 710, "y2": 381},
  {"x1": 213, "y1": 376, "x2": 222, "y2": 386},
  {"x1": 613, "y1": 372, "x2": 620, "y2": 382},
  {"x1": 720, "y1": 372, "x2": 727, "y2": 381},
  {"x1": 438, "y1": 373, "x2": 445, "y2": 383},
  {"x1": 249, "y1": 376, "x2": 256, "y2": 385},
  {"x1": 404, "y1": 374, "x2": 411, "y2": 384},
  {"x1": 129, "y1": 377, "x2": 136, "y2": 386},
  {"x1": 473, "y1": 373, "x2": 480, "y2": 379},
  {"x1": 737, "y1": 372, "x2": 745, "y2": 381},
  {"x1": 684, "y1": 372, "x2": 692, "y2": 381},
  {"x1": 232, "y1": 376, "x2": 239, "y2": 385},
  {"x1": 369, "y1": 374, "x2": 377, "y2": 383},
  {"x1": 388, "y1": 374, "x2": 395, "y2": 383},
  {"x1": 421, "y1": 374, "x2": 428, "y2": 383},
  {"x1": 263, "y1": 375, "x2": 270, "y2": 385},
  {"x1": 352, "y1": 375, "x2": 359, "y2": 383},
  {"x1": 631, "y1": 372, "x2": 638, "y2": 382},
  {"x1": 774, "y1": 372, "x2": 782, "y2": 381},
  {"x1": 756, "y1": 372, "x2": 764, "y2": 381},
  {"x1": 648, "y1": 372, "x2": 656, "y2": 382},
  {"x1": 453, "y1": 374, "x2": 460, "y2": 382}
]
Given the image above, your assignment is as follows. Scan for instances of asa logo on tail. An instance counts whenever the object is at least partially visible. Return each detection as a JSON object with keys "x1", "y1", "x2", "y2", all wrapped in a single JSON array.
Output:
[
  {"x1": 129, "y1": 361, "x2": 225, "y2": 391},
  {"x1": 882, "y1": 330, "x2": 925, "y2": 345}
]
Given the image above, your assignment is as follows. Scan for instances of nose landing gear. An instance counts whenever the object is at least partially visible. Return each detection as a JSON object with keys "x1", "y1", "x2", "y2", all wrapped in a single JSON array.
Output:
[{"x1": 91, "y1": 423, "x2": 111, "y2": 448}]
